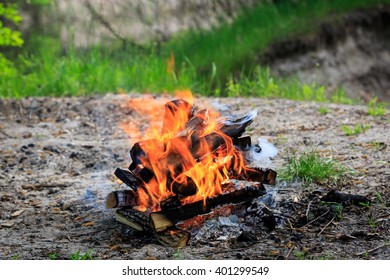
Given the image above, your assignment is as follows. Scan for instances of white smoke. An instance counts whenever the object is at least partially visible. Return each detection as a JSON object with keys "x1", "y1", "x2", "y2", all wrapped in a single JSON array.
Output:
[{"x1": 247, "y1": 137, "x2": 278, "y2": 168}]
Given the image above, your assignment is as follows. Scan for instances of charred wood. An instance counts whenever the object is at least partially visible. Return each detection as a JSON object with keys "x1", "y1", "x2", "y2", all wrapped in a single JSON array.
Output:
[
  {"x1": 106, "y1": 190, "x2": 139, "y2": 209},
  {"x1": 220, "y1": 111, "x2": 256, "y2": 138},
  {"x1": 115, "y1": 208, "x2": 151, "y2": 232},
  {"x1": 150, "y1": 185, "x2": 266, "y2": 232},
  {"x1": 166, "y1": 176, "x2": 198, "y2": 197},
  {"x1": 114, "y1": 168, "x2": 143, "y2": 190},
  {"x1": 154, "y1": 228, "x2": 190, "y2": 248},
  {"x1": 233, "y1": 136, "x2": 252, "y2": 151},
  {"x1": 321, "y1": 190, "x2": 371, "y2": 207},
  {"x1": 232, "y1": 167, "x2": 277, "y2": 185}
]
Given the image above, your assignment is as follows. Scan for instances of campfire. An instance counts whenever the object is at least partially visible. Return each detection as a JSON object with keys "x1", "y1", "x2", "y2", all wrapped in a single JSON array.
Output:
[{"x1": 106, "y1": 92, "x2": 277, "y2": 247}]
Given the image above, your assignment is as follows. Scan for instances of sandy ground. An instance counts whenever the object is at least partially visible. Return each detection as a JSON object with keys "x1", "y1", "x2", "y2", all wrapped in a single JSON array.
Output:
[{"x1": 0, "y1": 94, "x2": 389, "y2": 259}]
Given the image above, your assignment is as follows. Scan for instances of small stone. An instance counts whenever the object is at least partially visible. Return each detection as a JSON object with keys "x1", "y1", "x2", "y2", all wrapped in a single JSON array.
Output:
[{"x1": 11, "y1": 209, "x2": 25, "y2": 218}]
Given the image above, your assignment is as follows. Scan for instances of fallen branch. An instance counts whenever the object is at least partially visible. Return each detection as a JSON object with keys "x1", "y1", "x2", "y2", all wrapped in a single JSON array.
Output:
[
  {"x1": 317, "y1": 216, "x2": 336, "y2": 236},
  {"x1": 355, "y1": 242, "x2": 389, "y2": 257}
]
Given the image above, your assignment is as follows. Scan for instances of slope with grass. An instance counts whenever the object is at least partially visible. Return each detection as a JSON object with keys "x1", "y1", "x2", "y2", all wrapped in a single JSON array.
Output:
[{"x1": 1, "y1": 0, "x2": 389, "y2": 99}]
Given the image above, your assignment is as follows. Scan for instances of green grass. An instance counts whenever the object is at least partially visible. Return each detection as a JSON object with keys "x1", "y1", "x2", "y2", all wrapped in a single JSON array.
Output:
[
  {"x1": 70, "y1": 250, "x2": 93, "y2": 260},
  {"x1": 341, "y1": 124, "x2": 370, "y2": 136},
  {"x1": 224, "y1": 67, "x2": 354, "y2": 102},
  {"x1": 170, "y1": 0, "x2": 390, "y2": 84},
  {"x1": 1, "y1": 0, "x2": 389, "y2": 98},
  {"x1": 48, "y1": 253, "x2": 58, "y2": 260},
  {"x1": 281, "y1": 150, "x2": 347, "y2": 184},
  {"x1": 318, "y1": 107, "x2": 329, "y2": 115},
  {"x1": 368, "y1": 97, "x2": 388, "y2": 116}
]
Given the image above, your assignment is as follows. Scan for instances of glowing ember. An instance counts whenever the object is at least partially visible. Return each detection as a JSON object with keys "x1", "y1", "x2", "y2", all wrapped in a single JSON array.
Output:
[{"x1": 120, "y1": 91, "x2": 252, "y2": 211}]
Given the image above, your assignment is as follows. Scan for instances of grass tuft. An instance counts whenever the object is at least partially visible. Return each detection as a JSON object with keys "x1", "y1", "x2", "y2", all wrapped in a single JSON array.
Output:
[
  {"x1": 70, "y1": 250, "x2": 93, "y2": 260},
  {"x1": 341, "y1": 124, "x2": 369, "y2": 136},
  {"x1": 368, "y1": 97, "x2": 388, "y2": 116},
  {"x1": 281, "y1": 150, "x2": 347, "y2": 184}
]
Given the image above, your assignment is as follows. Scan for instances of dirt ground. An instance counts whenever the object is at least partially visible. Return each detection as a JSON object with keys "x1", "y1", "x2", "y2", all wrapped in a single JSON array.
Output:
[{"x1": 0, "y1": 94, "x2": 388, "y2": 260}]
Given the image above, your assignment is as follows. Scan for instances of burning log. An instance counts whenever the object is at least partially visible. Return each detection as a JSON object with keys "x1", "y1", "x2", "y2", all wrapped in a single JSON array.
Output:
[
  {"x1": 114, "y1": 168, "x2": 143, "y2": 190},
  {"x1": 150, "y1": 185, "x2": 267, "y2": 232},
  {"x1": 232, "y1": 167, "x2": 277, "y2": 185}
]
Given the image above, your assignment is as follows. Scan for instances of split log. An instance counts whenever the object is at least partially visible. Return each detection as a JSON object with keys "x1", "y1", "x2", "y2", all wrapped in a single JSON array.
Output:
[
  {"x1": 232, "y1": 167, "x2": 277, "y2": 185},
  {"x1": 115, "y1": 208, "x2": 151, "y2": 232},
  {"x1": 114, "y1": 168, "x2": 143, "y2": 190},
  {"x1": 150, "y1": 185, "x2": 266, "y2": 232},
  {"x1": 154, "y1": 228, "x2": 190, "y2": 248},
  {"x1": 106, "y1": 190, "x2": 139, "y2": 208},
  {"x1": 321, "y1": 190, "x2": 371, "y2": 206}
]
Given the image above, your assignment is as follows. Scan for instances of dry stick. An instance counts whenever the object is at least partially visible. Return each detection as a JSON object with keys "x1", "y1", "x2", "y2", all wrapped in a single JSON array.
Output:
[
  {"x1": 0, "y1": 129, "x2": 12, "y2": 138},
  {"x1": 356, "y1": 242, "x2": 389, "y2": 257},
  {"x1": 305, "y1": 201, "x2": 313, "y2": 220},
  {"x1": 285, "y1": 246, "x2": 295, "y2": 259},
  {"x1": 301, "y1": 209, "x2": 330, "y2": 228},
  {"x1": 317, "y1": 216, "x2": 335, "y2": 237}
]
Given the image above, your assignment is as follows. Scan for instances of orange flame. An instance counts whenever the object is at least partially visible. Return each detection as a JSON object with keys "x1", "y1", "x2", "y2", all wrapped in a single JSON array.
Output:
[{"x1": 120, "y1": 91, "x2": 247, "y2": 210}]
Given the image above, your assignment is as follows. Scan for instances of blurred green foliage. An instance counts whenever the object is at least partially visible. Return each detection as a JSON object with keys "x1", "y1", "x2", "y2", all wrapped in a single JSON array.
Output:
[
  {"x1": 1, "y1": 0, "x2": 389, "y2": 99},
  {"x1": 0, "y1": 3, "x2": 23, "y2": 76}
]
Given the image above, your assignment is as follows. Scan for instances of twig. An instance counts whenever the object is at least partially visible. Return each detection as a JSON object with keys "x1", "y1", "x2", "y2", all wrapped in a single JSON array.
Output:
[
  {"x1": 0, "y1": 129, "x2": 12, "y2": 138},
  {"x1": 356, "y1": 242, "x2": 389, "y2": 257},
  {"x1": 301, "y1": 209, "x2": 330, "y2": 228},
  {"x1": 285, "y1": 246, "x2": 294, "y2": 259},
  {"x1": 305, "y1": 200, "x2": 313, "y2": 219},
  {"x1": 287, "y1": 218, "x2": 295, "y2": 231},
  {"x1": 317, "y1": 216, "x2": 335, "y2": 237}
]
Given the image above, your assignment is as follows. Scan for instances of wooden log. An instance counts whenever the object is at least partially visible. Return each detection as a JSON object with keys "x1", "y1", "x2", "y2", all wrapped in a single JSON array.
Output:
[
  {"x1": 166, "y1": 176, "x2": 197, "y2": 197},
  {"x1": 154, "y1": 228, "x2": 190, "y2": 248},
  {"x1": 150, "y1": 185, "x2": 266, "y2": 232},
  {"x1": 220, "y1": 111, "x2": 256, "y2": 138},
  {"x1": 115, "y1": 208, "x2": 151, "y2": 232},
  {"x1": 114, "y1": 168, "x2": 143, "y2": 190},
  {"x1": 232, "y1": 167, "x2": 277, "y2": 185},
  {"x1": 233, "y1": 136, "x2": 252, "y2": 151},
  {"x1": 106, "y1": 190, "x2": 139, "y2": 208},
  {"x1": 160, "y1": 195, "x2": 182, "y2": 211}
]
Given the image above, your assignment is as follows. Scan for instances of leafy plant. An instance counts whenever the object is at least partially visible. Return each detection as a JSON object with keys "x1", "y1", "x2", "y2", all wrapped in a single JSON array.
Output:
[
  {"x1": 294, "y1": 249, "x2": 309, "y2": 260},
  {"x1": 368, "y1": 218, "x2": 377, "y2": 230},
  {"x1": 341, "y1": 124, "x2": 369, "y2": 136},
  {"x1": 70, "y1": 250, "x2": 93, "y2": 260},
  {"x1": 280, "y1": 149, "x2": 347, "y2": 184},
  {"x1": 48, "y1": 253, "x2": 58, "y2": 260},
  {"x1": 320, "y1": 201, "x2": 344, "y2": 221},
  {"x1": 368, "y1": 97, "x2": 388, "y2": 116}
]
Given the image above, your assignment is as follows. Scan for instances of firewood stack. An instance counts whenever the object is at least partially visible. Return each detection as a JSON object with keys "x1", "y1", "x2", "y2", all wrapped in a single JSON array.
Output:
[{"x1": 106, "y1": 97, "x2": 277, "y2": 247}]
